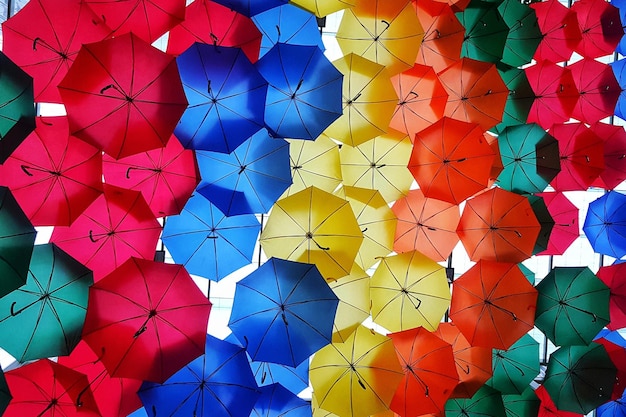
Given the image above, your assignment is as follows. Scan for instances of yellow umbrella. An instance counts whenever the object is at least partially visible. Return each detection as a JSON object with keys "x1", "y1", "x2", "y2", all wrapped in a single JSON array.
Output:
[
  {"x1": 312, "y1": 392, "x2": 339, "y2": 417},
  {"x1": 335, "y1": 186, "x2": 397, "y2": 270},
  {"x1": 327, "y1": 264, "x2": 371, "y2": 343},
  {"x1": 310, "y1": 325, "x2": 405, "y2": 417},
  {"x1": 339, "y1": 128, "x2": 414, "y2": 204},
  {"x1": 370, "y1": 250, "x2": 451, "y2": 332},
  {"x1": 282, "y1": 134, "x2": 342, "y2": 199},
  {"x1": 290, "y1": 0, "x2": 356, "y2": 17},
  {"x1": 336, "y1": 0, "x2": 425, "y2": 75},
  {"x1": 260, "y1": 186, "x2": 364, "y2": 280},
  {"x1": 324, "y1": 53, "x2": 398, "y2": 147}
]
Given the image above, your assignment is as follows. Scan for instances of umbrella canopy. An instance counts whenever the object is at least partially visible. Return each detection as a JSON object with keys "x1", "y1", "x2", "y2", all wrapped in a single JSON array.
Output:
[
  {"x1": 497, "y1": 0, "x2": 542, "y2": 67},
  {"x1": 456, "y1": 0, "x2": 508, "y2": 64},
  {"x1": 535, "y1": 266, "x2": 610, "y2": 346},
  {"x1": 529, "y1": 194, "x2": 554, "y2": 255},
  {"x1": 1, "y1": 0, "x2": 110, "y2": 103},
  {"x1": 174, "y1": 43, "x2": 267, "y2": 154},
  {"x1": 195, "y1": 130, "x2": 291, "y2": 216},
  {"x1": 0, "y1": 371, "x2": 9, "y2": 416},
  {"x1": 597, "y1": 263, "x2": 626, "y2": 330},
  {"x1": 530, "y1": 0, "x2": 582, "y2": 63},
  {"x1": 491, "y1": 65, "x2": 535, "y2": 134},
  {"x1": 82, "y1": 257, "x2": 212, "y2": 383},
  {"x1": 138, "y1": 335, "x2": 261, "y2": 417},
  {"x1": 327, "y1": 264, "x2": 370, "y2": 343},
  {"x1": 535, "y1": 192, "x2": 579, "y2": 256},
  {"x1": 502, "y1": 387, "x2": 541, "y2": 417},
  {"x1": 161, "y1": 194, "x2": 260, "y2": 281},
  {"x1": 211, "y1": 0, "x2": 289, "y2": 17},
  {"x1": 289, "y1": 0, "x2": 355, "y2": 17},
  {"x1": 571, "y1": 0, "x2": 624, "y2": 59},
  {"x1": 486, "y1": 334, "x2": 540, "y2": 395},
  {"x1": 310, "y1": 325, "x2": 404, "y2": 417},
  {"x1": 569, "y1": 58, "x2": 621, "y2": 125},
  {"x1": 445, "y1": 385, "x2": 507, "y2": 417},
  {"x1": 598, "y1": 392, "x2": 626, "y2": 417},
  {"x1": 229, "y1": 258, "x2": 338, "y2": 367},
  {"x1": 535, "y1": 385, "x2": 584, "y2": 417},
  {"x1": 590, "y1": 122, "x2": 626, "y2": 190},
  {"x1": 457, "y1": 187, "x2": 541, "y2": 263},
  {"x1": 584, "y1": 191, "x2": 626, "y2": 259},
  {"x1": 449, "y1": 260, "x2": 538, "y2": 350},
  {"x1": 251, "y1": 383, "x2": 310, "y2": 417},
  {"x1": 255, "y1": 43, "x2": 343, "y2": 140},
  {"x1": 594, "y1": 337, "x2": 626, "y2": 401},
  {"x1": 612, "y1": 58, "x2": 626, "y2": 123}
]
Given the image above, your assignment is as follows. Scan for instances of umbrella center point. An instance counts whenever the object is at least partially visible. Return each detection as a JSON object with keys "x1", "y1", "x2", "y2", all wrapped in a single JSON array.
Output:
[
  {"x1": 489, "y1": 226, "x2": 498, "y2": 231},
  {"x1": 306, "y1": 232, "x2": 313, "y2": 239},
  {"x1": 125, "y1": 95, "x2": 134, "y2": 103},
  {"x1": 238, "y1": 165, "x2": 247, "y2": 174},
  {"x1": 460, "y1": 96, "x2": 468, "y2": 101},
  {"x1": 514, "y1": 157, "x2": 522, "y2": 162},
  {"x1": 292, "y1": 165, "x2": 302, "y2": 170},
  {"x1": 50, "y1": 398, "x2": 58, "y2": 405},
  {"x1": 149, "y1": 309, "x2": 158, "y2": 317}
]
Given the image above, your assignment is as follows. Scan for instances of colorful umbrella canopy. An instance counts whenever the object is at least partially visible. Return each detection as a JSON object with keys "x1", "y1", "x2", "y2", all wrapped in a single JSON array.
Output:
[
  {"x1": 584, "y1": 191, "x2": 626, "y2": 259},
  {"x1": 497, "y1": 0, "x2": 542, "y2": 68},
  {"x1": 289, "y1": 0, "x2": 355, "y2": 17},
  {"x1": 445, "y1": 385, "x2": 507, "y2": 417},
  {"x1": 571, "y1": 0, "x2": 624, "y2": 59},
  {"x1": 502, "y1": 387, "x2": 541, "y2": 417},
  {"x1": 597, "y1": 391, "x2": 626, "y2": 417},
  {"x1": 535, "y1": 191, "x2": 579, "y2": 256},
  {"x1": 492, "y1": 65, "x2": 536, "y2": 134},
  {"x1": 597, "y1": 263, "x2": 626, "y2": 330},
  {"x1": 486, "y1": 334, "x2": 540, "y2": 395},
  {"x1": 327, "y1": 264, "x2": 370, "y2": 343},
  {"x1": 251, "y1": 383, "x2": 310, "y2": 417},
  {"x1": 535, "y1": 384, "x2": 584, "y2": 417},
  {"x1": 530, "y1": 0, "x2": 582, "y2": 63},
  {"x1": 590, "y1": 122, "x2": 626, "y2": 190},
  {"x1": 456, "y1": 0, "x2": 508, "y2": 64},
  {"x1": 569, "y1": 58, "x2": 621, "y2": 125},
  {"x1": 211, "y1": 0, "x2": 289, "y2": 17},
  {"x1": 612, "y1": 58, "x2": 626, "y2": 123},
  {"x1": 529, "y1": 194, "x2": 555, "y2": 255},
  {"x1": 594, "y1": 336, "x2": 626, "y2": 401}
]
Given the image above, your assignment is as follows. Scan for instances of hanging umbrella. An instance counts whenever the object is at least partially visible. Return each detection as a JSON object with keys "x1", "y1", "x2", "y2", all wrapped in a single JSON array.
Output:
[
  {"x1": 491, "y1": 65, "x2": 535, "y2": 135},
  {"x1": 0, "y1": 51, "x2": 36, "y2": 164},
  {"x1": 255, "y1": 43, "x2": 343, "y2": 140},
  {"x1": 0, "y1": 370, "x2": 9, "y2": 416},
  {"x1": 327, "y1": 264, "x2": 370, "y2": 343},
  {"x1": 597, "y1": 392, "x2": 626, "y2": 417},
  {"x1": 530, "y1": 0, "x2": 582, "y2": 63},
  {"x1": 612, "y1": 58, "x2": 626, "y2": 123},
  {"x1": 535, "y1": 385, "x2": 584, "y2": 417},
  {"x1": 57, "y1": 33, "x2": 188, "y2": 159},
  {"x1": 289, "y1": 0, "x2": 355, "y2": 17},
  {"x1": 457, "y1": 187, "x2": 541, "y2": 263},
  {"x1": 195, "y1": 130, "x2": 291, "y2": 216},
  {"x1": 251, "y1": 383, "x2": 310, "y2": 417},
  {"x1": 502, "y1": 387, "x2": 541, "y2": 417},
  {"x1": 486, "y1": 334, "x2": 540, "y2": 395},
  {"x1": 409, "y1": 117, "x2": 495, "y2": 204},
  {"x1": 310, "y1": 325, "x2": 404, "y2": 417},
  {"x1": 259, "y1": 186, "x2": 363, "y2": 280},
  {"x1": 162, "y1": 194, "x2": 260, "y2": 281},
  {"x1": 594, "y1": 337, "x2": 626, "y2": 401},
  {"x1": 82, "y1": 257, "x2": 212, "y2": 383},
  {"x1": 456, "y1": 0, "x2": 508, "y2": 64},
  {"x1": 370, "y1": 250, "x2": 451, "y2": 332},
  {"x1": 339, "y1": 128, "x2": 414, "y2": 204},
  {"x1": 392, "y1": 188, "x2": 460, "y2": 262},
  {"x1": 138, "y1": 334, "x2": 260, "y2": 417},
  {"x1": 166, "y1": 0, "x2": 261, "y2": 61},
  {"x1": 497, "y1": 0, "x2": 542, "y2": 68},
  {"x1": 535, "y1": 192, "x2": 579, "y2": 256},
  {"x1": 445, "y1": 385, "x2": 507, "y2": 417},
  {"x1": 210, "y1": 0, "x2": 289, "y2": 17},
  {"x1": 324, "y1": 53, "x2": 398, "y2": 147},
  {"x1": 568, "y1": 58, "x2": 621, "y2": 125},
  {"x1": 228, "y1": 257, "x2": 339, "y2": 367},
  {"x1": 583, "y1": 190, "x2": 626, "y2": 259},
  {"x1": 174, "y1": 43, "x2": 267, "y2": 154},
  {"x1": 597, "y1": 263, "x2": 626, "y2": 330},
  {"x1": 571, "y1": 0, "x2": 623, "y2": 59},
  {"x1": 535, "y1": 266, "x2": 610, "y2": 347},
  {"x1": 388, "y1": 327, "x2": 459, "y2": 417},
  {"x1": 590, "y1": 122, "x2": 626, "y2": 190},
  {"x1": 529, "y1": 194, "x2": 554, "y2": 255},
  {"x1": 449, "y1": 260, "x2": 538, "y2": 350},
  {"x1": 1, "y1": 0, "x2": 110, "y2": 103}
]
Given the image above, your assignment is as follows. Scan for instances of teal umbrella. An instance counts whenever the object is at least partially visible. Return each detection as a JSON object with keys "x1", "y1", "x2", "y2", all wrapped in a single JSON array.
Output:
[
  {"x1": 445, "y1": 385, "x2": 507, "y2": 417},
  {"x1": 529, "y1": 195, "x2": 555, "y2": 256},
  {"x1": 456, "y1": 0, "x2": 508, "y2": 63},
  {"x1": 502, "y1": 387, "x2": 540, "y2": 417},
  {"x1": 486, "y1": 334, "x2": 540, "y2": 395},
  {"x1": 491, "y1": 65, "x2": 535, "y2": 135},
  {"x1": 497, "y1": 0, "x2": 542, "y2": 67}
]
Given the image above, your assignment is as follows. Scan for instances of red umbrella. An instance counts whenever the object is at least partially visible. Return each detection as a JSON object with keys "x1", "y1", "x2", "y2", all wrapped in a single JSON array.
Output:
[
  {"x1": 0, "y1": 116, "x2": 102, "y2": 226},
  {"x1": 594, "y1": 337, "x2": 626, "y2": 400},
  {"x1": 1, "y1": 0, "x2": 110, "y2": 103},
  {"x1": 531, "y1": 0, "x2": 582, "y2": 63},
  {"x1": 548, "y1": 122, "x2": 604, "y2": 191},
  {"x1": 590, "y1": 122, "x2": 626, "y2": 190},
  {"x1": 81, "y1": 257, "x2": 212, "y2": 383},
  {"x1": 535, "y1": 192, "x2": 579, "y2": 256},
  {"x1": 166, "y1": 0, "x2": 262, "y2": 62},
  {"x1": 57, "y1": 32, "x2": 188, "y2": 159},
  {"x1": 568, "y1": 58, "x2": 621, "y2": 125},
  {"x1": 571, "y1": 0, "x2": 624, "y2": 59},
  {"x1": 50, "y1": 184, "x2": 162, "y2": 281},
  {"x1": 536, "y1": 385, "x2": 584, "y2": 417},
  {"x1": 597, "y1": 263, "x2": 626, "y2": 331},
  {"x1": 102, "y1": 134, "x2": 199, "y2": 218}
]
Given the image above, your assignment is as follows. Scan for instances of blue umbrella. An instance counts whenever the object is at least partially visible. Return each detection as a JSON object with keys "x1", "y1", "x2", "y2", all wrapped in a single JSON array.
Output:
[
  {"x1": 611, "y1": 0, "x2": 626, "y2": 56},
  {"x1": 196, "y1": 129, "x2": 292, "y2": 216},
  {"x1": 175, "y1": 43, "x2": 268, "y2": 153},
  {"x1": 583, "y1": 190, "x2": 626, "y2": 259},
  {"x1": 251, "y1": 383, "x2": 311, "y2": 417},
  {"x1": 598, "y1": 391, "x2": 626, "y2": 417},
  {"x1": 228, "y1": 257, "x2": 339, "y2": 367},
  {"x1": 211, "y1": 0, "x2": 288, "y2": 17},
  {"x1": 138, "y1": 334, "x2": 261, "y2": 417},
  {"x1": 255, "y1": 43, "x2": 343, "y2": 140},
  {"x1": 611, "y1": 58, "x2": 626, "y2": 121},
  {"x1": 161, "y1": 194, "x2": 261, "y2": 281}
]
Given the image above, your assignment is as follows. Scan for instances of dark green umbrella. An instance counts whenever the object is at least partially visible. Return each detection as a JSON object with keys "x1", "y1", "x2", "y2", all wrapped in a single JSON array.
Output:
[
  {"x1": 497, "y1": 0, "x2": 542, "y2": 67},
  {"x1": 0, "y1": 186, "x2": 36, "y2": 298},
  {"x1": 502, "y1": 387, "x2": 540, "y2": 417},
  {"x1": 0, "y1": 368, "x2": 10, "y2": 415},
  {"x1": 535, "y1": 267, "x2": 610, "y2": 347},
  {"x1": 543, "y1": 343, "x2": 617, "y2": 414},
  {"x1": 491, "y1": 65, "x2": 535, "y2": 135},
  {"x1": 456, "y1": 0, "x2": 509, "y2": 63},
  {"x1": 445, "y1": 385, "x2": 507, "y2": 417},
  {"x1": 486, "y1": 334, "x2": 540, "y2": 395},
  {"x1": 529, "y1": 195, "x2": 555, "y2": 256},
  {"x1": 0, "y1": 51, "x2": 36, "y2": 164},
  {"x1": 0, "y1": 243, "x2": 93, "y2": 362}
]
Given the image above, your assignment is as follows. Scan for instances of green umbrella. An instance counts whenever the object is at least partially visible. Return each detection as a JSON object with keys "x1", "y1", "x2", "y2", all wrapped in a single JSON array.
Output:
[
  {"x1": 0, "y1": 186, "x2": 36, "y2": 298},
  {"x1": 0, "y1": 243, "x2": 93, "y2": 362},
  {"x1": 535, "y1": 266, "x2": 610, "y2": 347},
  {"x1": 497, "y1": 0, "x2": 542, "y2": 67},
  {"x1": 486, "y1": 334, "x2": 540, "y2": 395},
  {"x1": 0, "y1": 51, "x2": 36, "y2": 164},
  {"x1": 491, "y1": 65, "x2": 535, "y2": 135},
  {"x1": 543, "y1": 343, "x2": 617, "y2": 414},
  {"x1": 518, "y1": 264, "x2": 536, "y2": 285},
  {"x1": 502, "y1": 387, "x2": 540, "y2": 417},
  {"x1": 0, "y1": 368, "x2": 10, "y2": 415},
  {"x1": 456, "y1": 0, "x2": 509, "y2": 63},
  {"x1": 496, "y1": 123, "x2": 560, "y2": 194},
  {"x1": 529, "y1": 195, "x2": 554, "y2": 255},
  {"x1": 445, "y1": 385, "x2": 507, "y2": 417}
]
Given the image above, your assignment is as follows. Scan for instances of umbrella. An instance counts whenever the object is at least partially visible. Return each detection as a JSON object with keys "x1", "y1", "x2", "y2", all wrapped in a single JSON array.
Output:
[
  {"x1": 327, "y1": 264, "x2": 370, "y2": 343},
  {"x1": 491, "y1": 65, "x2": 535, "y2": 135},
  {"x1": 568, "y1": 58, "x2": 621, "y2": 125},
  {"x1": 0, "y1": 51, "x2": 36, "y2": 164},
  {"x1": 0, "y1": 116, "x2": 102, "y2": 226},
  {"x1": 535, "y1": 192, "x2": 579, "y2": 256},
  {"x1": 210, "y1": 0, "x2": 289, "y2": 17},
  {"x1": 228, "y1": 257, "x2": 339, "y2": 367},
  {"x1": 161, "y1": 194, "x2": 260, "y2": 281},
  {"x1": 598, "y1": 392, "x2": 626, "y2": 417},
  {"x1": 82, "y1": 257, "x2": 212, "y2": 383},
  {"x1": 530, "y1": 0, "x2": 582, "y2": 63},
  {"x1": 597, "y1": 263, "x2": 626, "y2": 330},
  {"x1": 324, "y1": 53, "x2": 398, "y2": 147},
  {"x1": 535, "y1": 385, "x2": 584, "y2": 417},
  {"x1": 445, "y1": 385, "x2": 507, "y2": 417},
  {"x1": 583, "y1": 190, "x2": 626, "y2": 259},
  {"x1": 571, "y1": 0, "x2": 624, "y2": 59},
  {"x1": 50, "y1": 184, "x2": 162, "y2": 281},
  {"x1": 259, "y1": 186, "x2": 364, "y2": 280},
  {"x1": 309, "y1": 325, "x2": 404, "y2": 417},
  {"x1": 456, "y1": 0, "x2": 508, "y2": 64},
  {"x1": 535, "y1": 266, "x2": 610, "y2": 346},
  {"x1": 497, "y1": 0, "x2": 542, "y2": 68},
  {"x1": 289, "y1": 0, "x2": 355, "y2": 17},
  {"x1": 174, "y1": 43, "x2": 267, "y2": 154},
  {"x1": 486, "y1": 334, "x2": 540, "y2": 395},
  {"x1": 437, "y1": 57, "x2": 509, "y2": 131},
  {"x1": 251, "y1": 383, "x2": 310, "y2": 417},
  {"x1": 449, "y1": 260, "x2": 538, "y2": 350},
  {"x1": 0, "y1": 370, "x2": 9, "y2": 416},
  {"x1": 409, "y1": 117, "x2": 495, "y2": 204},
  {"x1": 502, "y1": 387, "x2": 541, "y2": 417},
  {"x1": 388, "y1": 327, "x2": 459, "y2": 416},
  {"x1": 529, "y1": 195, "x2": 555, "y2": 255},
  {"x1": 590, "y1": 122, "x2": 626, "y2": 190},
  {"x1": 594, "y1": 337, "x2": 626, "y2": 400},
  {"x1": 255, "y1": 43, "x2": 343, "y2": 140},
  {"x1": 195, "y1": 130, "x2": 292, "y2": 216},
  {"x1": 166, "y1": 0, "x2": 261, "y2": 61},
  {"x1": 57, "y1": 33, "x2": 188, "y2": 159},
  {"x1": 543, "y1": 343, "x2": 616, "y2": 414},
  {"x1": 456, "y1": 187, "x2": 541, "y2": 263},
  {"x1": 391, "y1": 188, "x2": 460, "y2": 262},
  {"x1": 339, "y1": 128, "x2": 414, "y2": 204},
  {"x1": 1, "y1": 0, "x2": 110, "y2": 103},
  {"x1": 612, "y1": 58, "x2": 626, "y2": 123},
  {"x1": 138, "y1": 334, "x2": 260, "y2": 417}
]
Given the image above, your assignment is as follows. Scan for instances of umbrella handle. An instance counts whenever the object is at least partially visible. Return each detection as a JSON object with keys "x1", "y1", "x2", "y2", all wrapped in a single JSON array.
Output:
[
  {"x1": 10, "y1": 302, "x2": 17, "y2": 316},
  {"x1": 20, "y1": 165, "x2": 33, "y2": 177},
  {"x1": 89, "y1": 230, "x2": 98, "y2": 243},
  {"x1": 76, "y1": 385, "x2": 89, "y2": 407}
]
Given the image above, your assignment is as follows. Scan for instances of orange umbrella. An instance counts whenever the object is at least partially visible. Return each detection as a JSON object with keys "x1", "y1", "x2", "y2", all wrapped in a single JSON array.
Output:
[
  {"x1": 409, "y1": 117, "x2": 495, "y2": 205},
  {"x1": 392, "y1": 189, "x2": 460, "y2": 262},
  {"x1": 437, "y1": 57, "x2": 508, "y2": 131}
]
